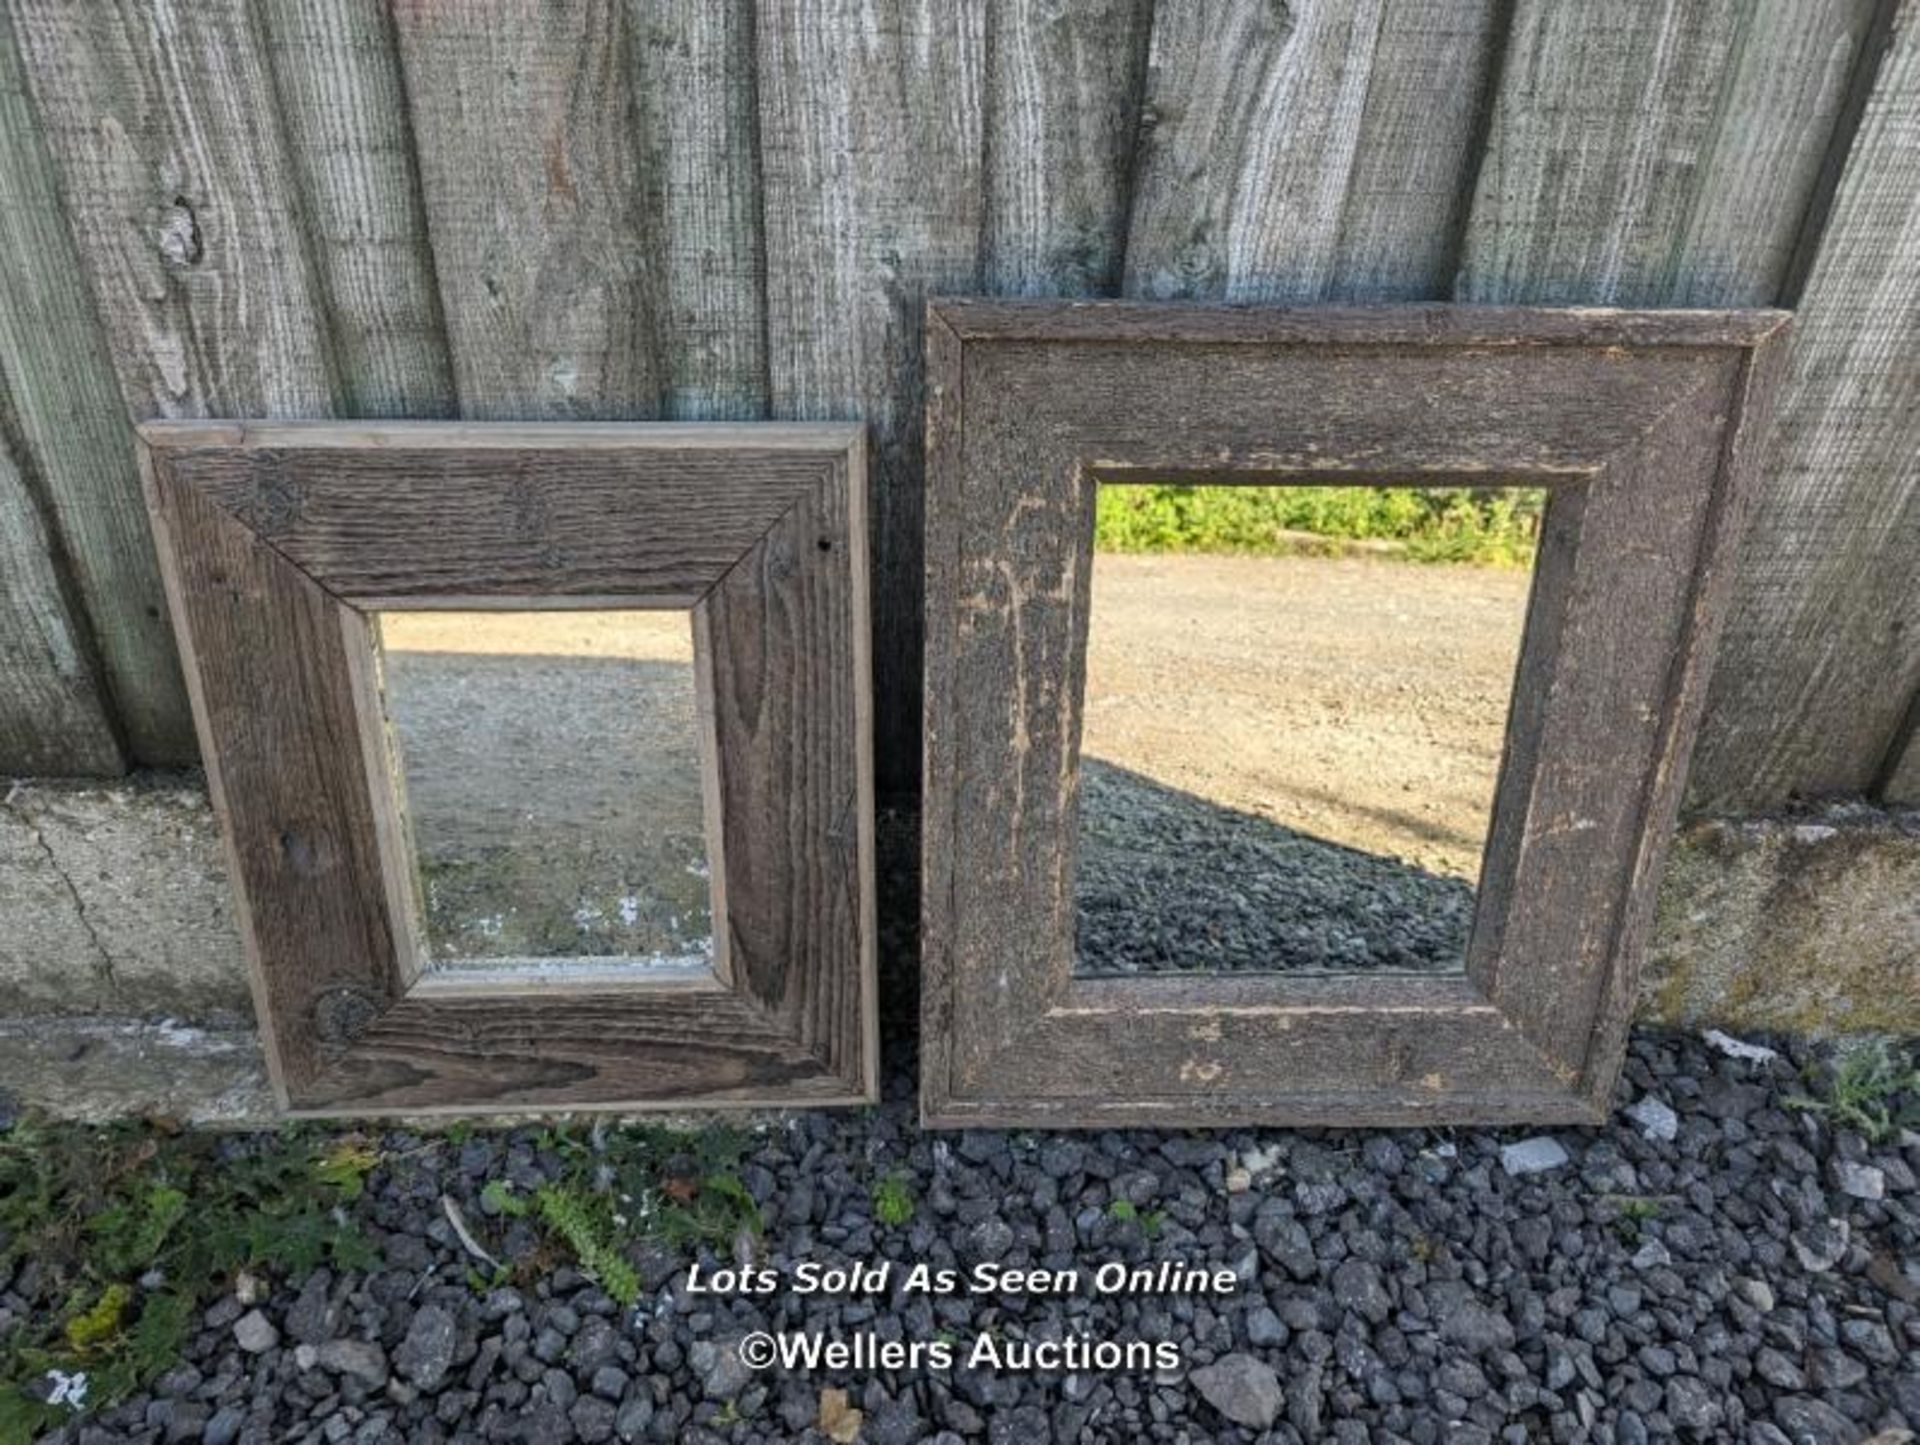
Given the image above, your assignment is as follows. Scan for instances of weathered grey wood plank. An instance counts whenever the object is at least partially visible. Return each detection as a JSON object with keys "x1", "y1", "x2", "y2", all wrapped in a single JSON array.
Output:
[
  {"x1": 697, "y1": 460, "x2": 871, "y2": 1091},
  {"x1": 1456, "y1": 0, "x2": 1877, "y2": 307},
  {"x1": 145, "y1": 422, "x2": 874, "y2": 1113},
  {"x1": 0, "y1": 426, "x2": 123, "y2": 774},
  {"x1": 629, "y1": 0, "x2": 766, "y2": 419},
  {"x1": 10, "y1": 0, "x2": 335, "y2": 418},
  {"x1": 391, "y1": 0, "x2": 664, "y2": 419},
  {"x1": 1690, "y1": 6, "x2": 1920, "y2": 808},
  {"x1": 1122, "y1": 0, "x2": 1502, "y2": 302},
  {"x1": 1668, "y1": 0, "x2": 1883, "y2": 306},
  {"x1": 981, "y1": 0, "x2": 1150, "y2": 297},
  {"x1": 757, "y1": 0, "x2": 985, "y2": 793},
  {"x1": 1883, "y1": 717, "x2": 1920, "y2": 805},
  {"x1": 0, "y1": 6, "x2": 186, "y2": 764},
  {"x1": 257, "y1": 0, "x2": 455, "y2": 417},
  {"x1": 153, "y1": 440, "x2": 834, "y2": 606}
]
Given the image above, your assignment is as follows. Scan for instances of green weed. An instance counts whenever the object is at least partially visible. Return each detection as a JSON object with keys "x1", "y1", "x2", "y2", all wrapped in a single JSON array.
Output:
[
  {"x1": 1786, "y1": 1038, "x2": 1920, "y2": 1142},
  {"x1": 871, "y1": 1170, "x2": 915, "y2": 1228},
  {"x1": 534, "y1": 1186, "x2": 640, "y2": 1307},
  {"x1": 0, "y1": 1122, "x2": 381, "y2": 1439},
  {"x1": 481, "y1": 1179, "x2": 530, "y2": 1218},
  {"x1": 1608, "y1": 1196, "x2": 1664, "y2": 1245}
]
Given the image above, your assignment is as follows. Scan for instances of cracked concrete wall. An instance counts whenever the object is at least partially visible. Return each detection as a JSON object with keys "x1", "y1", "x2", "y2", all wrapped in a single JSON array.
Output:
[{"x1": 0, "y1": 774, "x2": 250, "y2": 1019}]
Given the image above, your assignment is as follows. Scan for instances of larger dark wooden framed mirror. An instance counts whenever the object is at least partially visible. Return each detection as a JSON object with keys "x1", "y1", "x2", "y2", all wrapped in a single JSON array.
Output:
[
  {"x1": 920, "y1": 301, "x2": 1789, "y2": 1129},
  {"x1": 142, "y1": 421, "x2": 874, "y2": 1116}
]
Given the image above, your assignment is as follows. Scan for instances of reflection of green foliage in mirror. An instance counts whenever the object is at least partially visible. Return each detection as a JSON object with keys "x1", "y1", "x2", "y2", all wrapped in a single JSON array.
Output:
[{"x1": 1094, "y1": 484, "x2": 1544, "y2": 566}]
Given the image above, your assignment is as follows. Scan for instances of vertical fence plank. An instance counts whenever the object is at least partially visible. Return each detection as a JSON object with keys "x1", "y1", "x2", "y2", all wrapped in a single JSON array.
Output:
[
  {"x1": 0, "y1": 428, "x2": 124, "y2": 774},
  {"x1": 1689, "y1": 5, "x2": 1920, "y2": 809},
  {"x1": 257, "y1": 0, "x2": 455, "y2": 418},
  {"x1": 982, "y1": 0, "x2": 1151, "y2": 297},
  {"x1": 1122, "y1": 0, "x2": 1502, "y2": 303},
  {"x1": 1882, "y1": 716, "x2": 1920, "y2": 804},
  {"x1": 1456, "y1": 0, "x2": 1749, "y2": 304},
  {"x1": 1452, "y1": 0, "x2": 1903, "y2": 810},
  {"x1": 392, "y1": 0, "x2": 663, "y2": 419},
  {"x1": 10, "y1": 0, "x2": 335, "y2": 418},
  {"x1": 1667, "y1": 0, "x2": 1883, "y2": 306},
  {"x1": 758, "y1": 0, "x2": 985, "y2": 793},
  {"x1": 1456, "y1": 0, "x2": 1876, "y2": 308},
  {"x1": 0, "y1": 5, "x2": 185, "y2": 765},
  {"x1": 1326, "y1": 0, "x2": 1507, "y2": 300},
  {"x1": 629, "y1": 0, "x2": 767, "y2": 420}
]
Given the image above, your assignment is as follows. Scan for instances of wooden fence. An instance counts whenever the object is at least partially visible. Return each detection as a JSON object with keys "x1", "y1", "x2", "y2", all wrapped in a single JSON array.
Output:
[{"x1": 0, "y1": 0, "x2": 1915, "y2": 811}]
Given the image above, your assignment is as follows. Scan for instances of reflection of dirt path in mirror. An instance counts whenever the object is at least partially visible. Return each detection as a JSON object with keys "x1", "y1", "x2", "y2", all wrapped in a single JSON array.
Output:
[
  {"x1": 376, "y1": 612, "x2": 712, "y2": 969},
  {"x1": 1077, "y1": 554, "x2": 1532, "y2": 975}
]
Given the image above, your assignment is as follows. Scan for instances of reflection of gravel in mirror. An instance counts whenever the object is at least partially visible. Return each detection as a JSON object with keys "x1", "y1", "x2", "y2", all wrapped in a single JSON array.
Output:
[{"x1": 1075, "y1": 759, "x2": 1474, "y2": 974}]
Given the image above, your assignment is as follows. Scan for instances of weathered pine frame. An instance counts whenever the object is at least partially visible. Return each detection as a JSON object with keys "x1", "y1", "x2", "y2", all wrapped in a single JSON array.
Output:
[
  {"x1": 921, "y1": 301, "x2": 1790, "y2": 1128},
  {"x1": 141, "y1": 422, "x2": 875, "y2": 1116}
]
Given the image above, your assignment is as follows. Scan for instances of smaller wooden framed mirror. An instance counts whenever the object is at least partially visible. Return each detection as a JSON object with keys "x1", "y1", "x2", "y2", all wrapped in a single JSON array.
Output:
[
  {"x1": 141, "y1": 421, "x2": 874, "y2": 1116},
  {"x1": 920, "y1": 300, "x2": 1789, "y2": 1129}
]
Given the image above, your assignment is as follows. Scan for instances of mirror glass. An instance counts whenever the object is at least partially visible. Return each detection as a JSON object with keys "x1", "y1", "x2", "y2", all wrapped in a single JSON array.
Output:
[
  {"x1": 375, "y1": 610, "x2": 715, "y2": 976},
  {"x1": 1074, "y1": 483, "x2": 1543, "y2": 976}
]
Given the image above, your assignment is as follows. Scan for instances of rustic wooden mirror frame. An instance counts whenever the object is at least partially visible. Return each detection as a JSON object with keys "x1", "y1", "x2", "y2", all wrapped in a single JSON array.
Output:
[
  {"x1": 921, "y1": 301, "x2": 1789, "y2": 1129},
  {"x1": 141, "y1": 421, "x2": 875, "y2": 1116}
]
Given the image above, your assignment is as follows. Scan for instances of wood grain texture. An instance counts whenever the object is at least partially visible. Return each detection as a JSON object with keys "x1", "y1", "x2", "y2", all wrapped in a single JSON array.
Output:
[
  {"x1": 629, "y1": 0, "x2": 767, "y2": 420},
  {"x1": 1457, "y1": 0, "x2": 1877, "y2": 307},
  {"x1": 147, "y1": 438, "x2": 839, "y2": 606},
  {"x1": 0, "y1": 424, "x2": 123, "y2": 773},
  {"x1": 256, "y1": 0, "x2": 455, "y2": 418},
  {"x1": 144, "y1": 422, "x2": 873, "y2": 1114},
  {"x1": 1883, "y1": 717, "x2": 1920, "y2": 804},
  {"x1": 1666, "y1": 0, "x2": 1884, "y2": 307},
  {"x1": 920, "y1": 301, "x2": 1786, "y2": 1128},
  {"x1": 982, "y1": 0, "x2": 1150, "y2": 297},
  {"x1": 698, "y1": 453, "x2": 871, "y2": 1094},
  {"x1": 1690, "y1": 6, "x2": 1920, "y2": 808},
  {"x1": 143, "y1": 462, "x2": 394, "y2": 1101},
  {"x1": 304, "y1": 991, "x2": 856, "y2": 1115},
  {"x1": 391, "y1": 0, "x2": 663, "y2": 419},
  {"x1": 10, "y1": 0, "x2": 335, "y2": 418},
  {"x1": 0, "y1": 7, "x2": 186, "y2": 765},
  {"x1": 1121, "y1": 0, "x2": 1502, "y2": 302},
  {"x1": 757, "y1": 0, "x2": 984, "y2": 794}
]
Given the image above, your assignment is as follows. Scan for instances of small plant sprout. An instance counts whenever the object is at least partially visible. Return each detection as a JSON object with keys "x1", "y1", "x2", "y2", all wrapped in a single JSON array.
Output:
[
  {"x1": 871, "y1": 1170, "x2": 915, "y2": 1227},
  {"x1": 1786, "y1": 1037, "x2": 1920, "y2": 1142}
]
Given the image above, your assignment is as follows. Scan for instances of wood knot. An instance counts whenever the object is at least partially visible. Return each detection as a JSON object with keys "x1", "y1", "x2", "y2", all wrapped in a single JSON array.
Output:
[
  {"x1": 312, "y1": 988, "x2": 378, "y2": 1045},
  {"x1": 157, "y1": 197, "x2": 203, "y2": 268}
]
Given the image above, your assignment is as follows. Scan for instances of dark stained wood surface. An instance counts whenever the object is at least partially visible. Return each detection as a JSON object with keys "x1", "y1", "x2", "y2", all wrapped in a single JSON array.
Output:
[
  {"x1": 142, "y1": 421, "x2": 874, "y2": 1114},
  {"x1": 921, "y1": 300, "x2": 1788, "y2": 1128}
]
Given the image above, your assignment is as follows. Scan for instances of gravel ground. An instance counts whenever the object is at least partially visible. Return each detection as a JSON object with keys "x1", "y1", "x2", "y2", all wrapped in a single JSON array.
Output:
[
  {"x1": 1076, "y1": 761, "x2": 1475, "y2": 974},
  {"x1": 1081, "y1": 554, "x2": 1530, "y2": 884},
  {"x1": 19, "y1": 819, "x2": 1920, "y2": 1445},
  {"x1": 27, "y1": 1032, "x2": 1919, "y2": 1445}
]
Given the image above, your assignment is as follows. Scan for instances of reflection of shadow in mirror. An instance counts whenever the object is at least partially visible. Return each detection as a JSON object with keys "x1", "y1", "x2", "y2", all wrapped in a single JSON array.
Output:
[
  {"x1": 1075, "y1": 758, "x2": 1475, "y2": 974},
  {"x1": 377, "y1": 612, "x2": 712, "y2": 972},
  {"x1": 1073, "y1": 485, "x2": 1540, "y2": 977}
]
